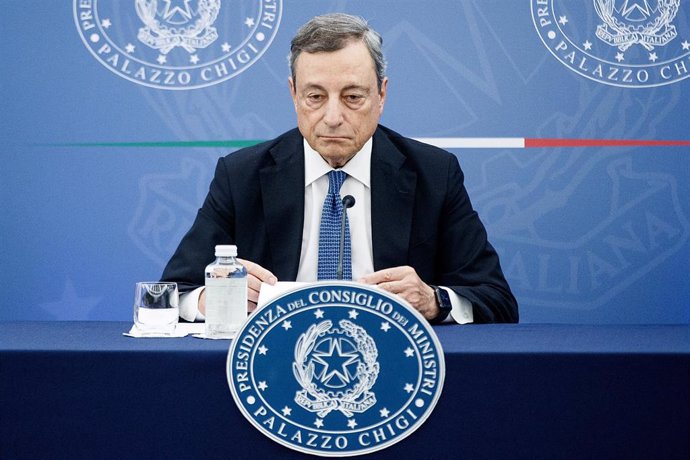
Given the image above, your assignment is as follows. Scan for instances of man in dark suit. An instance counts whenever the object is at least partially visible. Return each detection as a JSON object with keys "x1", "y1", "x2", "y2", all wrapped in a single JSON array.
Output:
[{"x1": 162, "y1": 13, "x2": 518, "y2": 324}]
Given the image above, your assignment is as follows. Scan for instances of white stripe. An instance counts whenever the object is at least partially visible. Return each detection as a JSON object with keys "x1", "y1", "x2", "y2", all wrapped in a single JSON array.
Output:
[{"x1": 413, "y1": 137, "x2": 526, "y2": 149}]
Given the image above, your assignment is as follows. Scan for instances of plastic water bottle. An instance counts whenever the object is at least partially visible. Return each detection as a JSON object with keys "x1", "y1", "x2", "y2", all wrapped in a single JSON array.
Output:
[{"x1": 204, "y1": 245, "x2": 248, "y2": 338}]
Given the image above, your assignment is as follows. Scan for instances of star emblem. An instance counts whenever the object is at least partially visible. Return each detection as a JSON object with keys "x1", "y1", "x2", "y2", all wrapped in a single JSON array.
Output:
[
  {"x1": 347, "y1": 419, "x2": 358, "y2": 429},
  {"x1": 404, "y1": 347, "x2": 415, "y2": 358},
  {"x1": 583, "y1": 41, "x2": 592, "y2": 51},
  {"x1": 380, "y1": 322, "x2": 391, "y2": 332},
  {"x1": 404, "y1": 383, "x2": 414, "y2": 393},
  {"x1": 620, "y1": 0, "x2": 653, "y2": 20},
  {"x1": 615, "y1": 52, "x2": 625, "y2": 62},
  {"x1": 281, "y1": 406, "x2": 292, "y2": 416},
  {"x1": 311, "y1": 338, "x2": 359, "y2": 387},
  {"x1": 190, "y1": 55, "x2": 200, "y2": 64},
  {"x1": 649, "y1": 52, "x2": 658, "y2": 62},
  {"x1": 282, "y1": 320, "x2": 292, "y2": 331},
  {"x1": 101, "y1": 18, "x2": 112, "y2": 29},
  {"x1": 379, "y1": 408, "x2": 390, "y2": 418},
  {"x1": 682, "y1": 40, "x2": 690, "y2": 51},
  {"x1": 348, "y1": 309, "x2": 359, "y2": 319},
  {"x1": 258, "y1": 345, "x2": 268, "y2": 355},
  {"x1": 314, "y1": 309, "x2": 325, "y2": 319},
  {"x1": 245, "y1": 17, "x2": 255, "y2": 27},
  {"x1": 558, "y1": 16, "x2": 568, "y2": 25},
  {"x1": 157, "y1": 55, "x2": 167, "y2": 65},
  {"x1": 221, "y1": 42, "x2": 231, "y2": 52},
  {"x1": 163, "y1": 0, "x2": 193, "y2": 22},
  {"x1": 125, "y1": 43, "x2": 136, "y2": 54},
  {"x1": 258, "y1": 381, "x2": 268, "y2": 391},
  {"x1": 314, "y1": 418, "x2": 324, "y2": 428}
]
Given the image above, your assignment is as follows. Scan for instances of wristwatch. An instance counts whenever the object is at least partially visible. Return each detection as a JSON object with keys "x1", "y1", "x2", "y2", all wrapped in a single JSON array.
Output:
[{"x1": 430, "y1": 285, "x2": 452, "y2": 323}]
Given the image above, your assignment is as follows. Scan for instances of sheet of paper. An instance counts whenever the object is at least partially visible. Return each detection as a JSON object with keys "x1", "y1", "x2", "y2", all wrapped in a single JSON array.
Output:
[
  {"x1": 257, "y1": 281, "x2": 309, "y2": 308},
  {"x1": 123, "y1": 322, "x2": 204, "y2": 338}
]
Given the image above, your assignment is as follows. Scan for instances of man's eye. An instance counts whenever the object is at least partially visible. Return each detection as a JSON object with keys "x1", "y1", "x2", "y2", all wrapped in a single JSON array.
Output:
[
  {"x1": 307, "y1": 94, "x2": 323, "y2": 102},
  {"x1": 345, "y1": 95, "x2": 363, "y2": 103}
]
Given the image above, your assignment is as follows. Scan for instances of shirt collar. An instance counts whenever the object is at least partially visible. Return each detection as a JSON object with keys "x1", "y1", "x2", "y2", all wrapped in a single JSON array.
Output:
[{"x1": 303, "y1": 138, "x2": 372, "y2": 188}]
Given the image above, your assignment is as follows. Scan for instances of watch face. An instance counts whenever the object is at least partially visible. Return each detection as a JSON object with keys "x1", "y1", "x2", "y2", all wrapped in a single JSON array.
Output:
[{"x1": 436, "y1": 288, "x2": 452, "y2": 312}]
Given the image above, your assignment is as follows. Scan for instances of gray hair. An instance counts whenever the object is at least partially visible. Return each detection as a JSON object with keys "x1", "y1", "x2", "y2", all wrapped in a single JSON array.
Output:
[{"x1": 288, "y1": 13, "x2": 387, "y2": 90}]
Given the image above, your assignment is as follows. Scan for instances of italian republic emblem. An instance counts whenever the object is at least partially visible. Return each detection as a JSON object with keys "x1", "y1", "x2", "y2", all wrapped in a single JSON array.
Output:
[
  {"x1": 227, "y1": 282, "x2": 446, "y2": 456},
  {"x1": 73, "y1": 0, "x2": 282, "y2": 90},
  {"x1": 594, "y1": 0, "x2": 680, "y2": 51},
  {"x1": 135, "y1": 0, "x2": 221, "y2": 54},
  {"x1": 531, "y1": 0, "x2": 690, "y2": 87}
]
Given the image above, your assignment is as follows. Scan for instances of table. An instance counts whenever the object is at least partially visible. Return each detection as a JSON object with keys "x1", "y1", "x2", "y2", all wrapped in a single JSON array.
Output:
[{"x1": 1, "y1": 322, "x2": 689, "y2": 459}]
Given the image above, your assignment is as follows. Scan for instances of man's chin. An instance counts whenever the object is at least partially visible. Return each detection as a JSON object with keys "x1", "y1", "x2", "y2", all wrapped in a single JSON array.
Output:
[{"x1": 316, "y1": 145, "x2": 357, "y2": 167}]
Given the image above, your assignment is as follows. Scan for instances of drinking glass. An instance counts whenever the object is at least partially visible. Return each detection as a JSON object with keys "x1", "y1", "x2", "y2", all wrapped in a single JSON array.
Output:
[{"x1": 133, "y1": 282, "x2": 179, "y2": 335}]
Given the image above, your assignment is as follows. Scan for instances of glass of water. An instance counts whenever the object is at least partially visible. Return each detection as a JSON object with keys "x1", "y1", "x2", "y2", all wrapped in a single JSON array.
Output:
[{"x1": 133, "y1": 282, "x2": 179, "y2": 335}]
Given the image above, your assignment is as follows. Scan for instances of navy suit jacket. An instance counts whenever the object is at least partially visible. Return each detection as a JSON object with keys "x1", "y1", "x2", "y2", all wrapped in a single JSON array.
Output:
[{"x1": 161, "y1": 125, "x2": 518, "y2": 323}]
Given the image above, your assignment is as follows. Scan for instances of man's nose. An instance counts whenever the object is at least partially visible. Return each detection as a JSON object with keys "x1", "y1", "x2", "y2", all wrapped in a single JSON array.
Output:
[{"x1": 323, "y1": 99, "x2": 344, "y2": 126}]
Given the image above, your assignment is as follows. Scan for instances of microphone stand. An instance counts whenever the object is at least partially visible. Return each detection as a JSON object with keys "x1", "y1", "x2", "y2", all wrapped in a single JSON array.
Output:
[{"x1": 336, "y1": 195, "x2": 356, "y2": 280}]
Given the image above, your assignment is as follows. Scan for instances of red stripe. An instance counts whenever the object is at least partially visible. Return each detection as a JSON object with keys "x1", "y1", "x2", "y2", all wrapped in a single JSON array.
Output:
[{"x1": 525, "y1": 138, "x2": 690, "y2": 148}]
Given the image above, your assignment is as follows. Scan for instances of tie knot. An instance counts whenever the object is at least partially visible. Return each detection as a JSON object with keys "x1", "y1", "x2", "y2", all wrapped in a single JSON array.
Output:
[{"x1": 327, "y1": 170, "x2": 347, "y2": 195}]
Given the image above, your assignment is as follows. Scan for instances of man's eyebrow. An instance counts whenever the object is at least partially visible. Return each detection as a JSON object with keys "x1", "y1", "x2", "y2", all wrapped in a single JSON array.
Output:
[
  {"x1": 342, "y1": 85, "x2": 370, "y2": 94},
  {"x1": 300, "y1": 83, "x2": 371, "y2": 93},
  {"x1": 302, "y1": 83, "x2": 326, "y2": 92}
]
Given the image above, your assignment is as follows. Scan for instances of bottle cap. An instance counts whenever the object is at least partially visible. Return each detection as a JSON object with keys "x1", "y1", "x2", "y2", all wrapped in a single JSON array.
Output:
[{"x1": 215, "y1": 245, "x2": 237, "y2": 257}]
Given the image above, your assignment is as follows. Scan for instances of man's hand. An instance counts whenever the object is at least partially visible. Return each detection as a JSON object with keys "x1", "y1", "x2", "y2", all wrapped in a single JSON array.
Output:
[
  {"x1": 238, "y1": 258, "x2": 278, "y2": 312},
  {"x1": 198, "y1": 259, "x2": 277, "y2": 315},
  {"x1": 358, "y1": 266, "x2": 440, "y2": 321}
]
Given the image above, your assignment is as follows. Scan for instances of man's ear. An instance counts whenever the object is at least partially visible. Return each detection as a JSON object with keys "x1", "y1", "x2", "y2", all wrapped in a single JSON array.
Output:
[
  {"x1": 288, "y1": 77, "x2": 299, "y2": 108},
  {"x1": 378, "y1": 77, "x2": 389, "y2": 113}
]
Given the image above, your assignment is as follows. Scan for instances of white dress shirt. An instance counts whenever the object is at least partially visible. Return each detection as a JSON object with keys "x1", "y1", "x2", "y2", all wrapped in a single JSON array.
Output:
[
  {"x1": 297, "y1": 138, "x2": 374, "y2": 280},
  {"x1": 179, "y1": 139, "x2": 473, "y2": 324}
]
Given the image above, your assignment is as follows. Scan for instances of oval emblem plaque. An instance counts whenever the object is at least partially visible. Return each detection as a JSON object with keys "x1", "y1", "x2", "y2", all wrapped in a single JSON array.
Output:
[{"x1": 227, "y1": 282, "x2": 445, "y2": 456}]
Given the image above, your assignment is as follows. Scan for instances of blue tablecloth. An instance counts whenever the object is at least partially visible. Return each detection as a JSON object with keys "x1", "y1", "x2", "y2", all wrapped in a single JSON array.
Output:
[{"x1": 1, "y1": 322, "x2": 689, "y2": 459}]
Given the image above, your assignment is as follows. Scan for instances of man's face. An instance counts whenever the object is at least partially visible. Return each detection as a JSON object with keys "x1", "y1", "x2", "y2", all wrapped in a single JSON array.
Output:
[{"x1": 289, "y1": 40, "x2": 388, "y2": 168}]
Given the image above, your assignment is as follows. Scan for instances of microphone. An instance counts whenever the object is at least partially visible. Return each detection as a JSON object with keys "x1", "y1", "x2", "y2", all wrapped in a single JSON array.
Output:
[{"x1": 337, "y1": 195, "x2": 356, "y2": 280}]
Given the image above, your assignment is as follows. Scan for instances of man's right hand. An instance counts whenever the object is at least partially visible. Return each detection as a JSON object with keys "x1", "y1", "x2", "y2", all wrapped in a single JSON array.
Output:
[
  {"x1": 238, "y1": 258, "x2": 278, "y2": 312},
  {"x1": 199, "y1": 259, "x2": 278, "y2": 315}
]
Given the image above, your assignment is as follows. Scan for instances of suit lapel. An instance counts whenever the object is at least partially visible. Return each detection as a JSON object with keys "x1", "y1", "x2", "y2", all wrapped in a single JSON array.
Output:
[
  {"x1": 370, "y1": 128, "x2": 417, "y2": 270},
  {"x1": 259, "y1": 132, "x2": 305, "y2": 280}
]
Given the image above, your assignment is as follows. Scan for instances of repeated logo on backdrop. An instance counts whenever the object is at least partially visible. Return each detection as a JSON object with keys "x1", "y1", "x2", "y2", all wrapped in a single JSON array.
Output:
[
  {"x1": 227, "y1": 283, "x2": 445, "y2": 456},
  {"x1": 531, "y1": 0, "x2": 690, "y2": 87},
  {"x1": 73, "y1": 0, "x2": 282, "y2": 89}
]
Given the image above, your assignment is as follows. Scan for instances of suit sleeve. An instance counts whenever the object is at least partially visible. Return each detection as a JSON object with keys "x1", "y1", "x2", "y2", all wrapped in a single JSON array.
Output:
[
  {"x1": 438, "y1": 156, "x2": 519, "y2": 323},
  {"x1": 160, "y1": 158, "x2": 236, "y2": 293}
]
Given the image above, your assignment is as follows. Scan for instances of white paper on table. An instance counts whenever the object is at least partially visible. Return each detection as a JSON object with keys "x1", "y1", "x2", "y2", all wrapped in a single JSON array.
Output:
[
  {"x1": 191, "y1": 333, "x2": 236, "y2": 340},
  {"x1": 257, "y1": 281, "x2": 309, "y2": 308},
  {"x1": 123, "y1": 322, "x2": 205, "y2": 338}
]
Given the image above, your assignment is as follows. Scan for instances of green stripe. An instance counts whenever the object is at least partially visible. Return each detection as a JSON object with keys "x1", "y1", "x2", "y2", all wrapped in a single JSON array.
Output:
[{"x1": 43, "y1": 140, "x2": 264, "y2": 148}]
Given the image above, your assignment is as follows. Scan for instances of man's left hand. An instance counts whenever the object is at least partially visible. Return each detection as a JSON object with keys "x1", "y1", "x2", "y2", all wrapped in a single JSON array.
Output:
[{"x1": 358, "y1": 266, "x2": 440, "y2": 321}]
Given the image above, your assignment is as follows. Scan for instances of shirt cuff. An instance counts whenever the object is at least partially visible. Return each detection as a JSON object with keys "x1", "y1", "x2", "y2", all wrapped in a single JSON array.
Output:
[
  {"x1": 179, "y1": 287, "x2": 206, "y2": 322},
  {"x1": 440, "y1": 287, "x2": 473, "y2": 324}
]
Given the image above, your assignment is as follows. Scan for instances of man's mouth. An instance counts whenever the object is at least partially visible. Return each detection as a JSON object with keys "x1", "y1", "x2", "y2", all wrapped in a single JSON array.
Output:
[{"x1": 319, "y1": 135, "x2": 350, "y2": 141}]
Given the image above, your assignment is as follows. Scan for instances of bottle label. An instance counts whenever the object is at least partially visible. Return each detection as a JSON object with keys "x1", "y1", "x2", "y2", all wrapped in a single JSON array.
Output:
[{"x1": 205, "y1": 277, "x2": 247, "y2": 333}]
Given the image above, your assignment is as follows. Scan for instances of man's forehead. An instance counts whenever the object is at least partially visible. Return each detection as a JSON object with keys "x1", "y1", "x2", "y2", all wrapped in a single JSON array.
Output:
[{"x1": 294, "y1": 41, "x2": 374, "y2": 69}]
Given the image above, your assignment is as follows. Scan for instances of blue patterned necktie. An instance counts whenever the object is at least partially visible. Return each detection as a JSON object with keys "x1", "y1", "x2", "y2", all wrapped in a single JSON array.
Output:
[{"x1": 318, "y1": 170, "x2": 352, "y2": 280}]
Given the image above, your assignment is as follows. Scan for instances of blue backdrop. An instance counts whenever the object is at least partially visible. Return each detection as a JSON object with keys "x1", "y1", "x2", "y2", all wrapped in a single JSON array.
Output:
[{"x1": 2, "y1": 1, "x2": 689, "y2": 323}]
